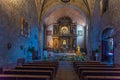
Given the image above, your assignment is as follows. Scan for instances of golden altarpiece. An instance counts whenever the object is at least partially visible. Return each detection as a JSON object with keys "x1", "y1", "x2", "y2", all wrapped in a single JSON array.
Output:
[{"x1": 53, "y1": 16, "x2": 77, "y2": 53}]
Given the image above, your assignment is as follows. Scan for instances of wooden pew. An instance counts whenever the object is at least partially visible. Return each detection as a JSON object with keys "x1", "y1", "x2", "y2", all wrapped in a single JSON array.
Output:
[
  {"x1": 73, "y1": 61, "x2": 102, "y2": 65},
  {"x1": 73, "y1": 63, "x2": 104, "y2": 69},
  {"x1": 0, "y1": 74, "x2": 50, "y2": 80},
  {"x1": 75, "y1": 64, "x2": 113, "y2": 73},
  {"x1": 73, "y1": 61, "x2": 107, "y2": 67},
  {"x1": 28, "y1": 61, "x2": 58, "y2": 69},
  {"x1": 29, "y1": 61, "x2": 58, "y2": 67},
  {"x1": 15, "y1": 66, "x2": 56, "y2": 77},
  {"x1": 85, "y1": 76, "x2": 120, "y2": 80},
  {"x1": 82, "y1": 70, "x2": 120, "y2": 76},
  {"x1": 22, "y1": 64, "x2": 57, "y2": 72},
  {"x1": 73, "y1": 61, "x2": 101, "y2": 66},
  {"x1": 77, "y1": 67, "x2": 120, "y2": 76},
  {"x1": 73, "y1": 61, "x2": 101, "y2": 64},
  {"x1": 82, "y1": 70, "x2": 120, "y2": 80},
  {"x1": 73, "y1": 62, "x2": 113, "y2": 69},
  {"x1": 74, "y1": 62, "x2": 105, "y2": 66},
  {"x1": 76, "y1": 65, "x2": 113, "y2": 70},
  {"x1": 76, "y1": 64, "x2": 113, "y2": 67},
  {"x1": 27, "y1": 61, "x2": 58, "y2": 73},
  {"x1": 78, "y1": 67, "x2": 120, "y2": 73},
  {"x1": 26, "y1": 63, "x2": 57, "y2": 66},
  {"x1": 3, "y1": 69, "x2": 53, "y2": 80}
]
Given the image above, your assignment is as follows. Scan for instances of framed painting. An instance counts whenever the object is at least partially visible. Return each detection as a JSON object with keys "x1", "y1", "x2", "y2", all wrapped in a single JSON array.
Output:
[
  {"x1": 78, "y1": 30, "x2": 83, "y2": 36},
  {"x1": 20, "y1": 17, "x2": 30, "y2": 37}
]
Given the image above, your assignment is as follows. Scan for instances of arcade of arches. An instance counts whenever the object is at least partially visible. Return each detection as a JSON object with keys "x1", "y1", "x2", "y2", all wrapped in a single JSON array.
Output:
[{"x1": 0, "y1": 0, "x2": 120, "y2": 69}]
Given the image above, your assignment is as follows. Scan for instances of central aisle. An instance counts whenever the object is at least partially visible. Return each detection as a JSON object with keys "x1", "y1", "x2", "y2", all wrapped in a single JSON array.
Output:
[{"x1": 55, "y1": 61, "x2": 79, "y2": 80}]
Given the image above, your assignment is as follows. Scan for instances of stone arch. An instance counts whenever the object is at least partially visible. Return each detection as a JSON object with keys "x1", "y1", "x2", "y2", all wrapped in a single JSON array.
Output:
[
  {"x1": 99, "y1": 25, "x2": 114, "y2": 41},
  {"x1": 100, "y1": 26, "x2": 114, "y2": 64},
  {"x1": 41, "y1": 4, "x2": 89, "y2": 25},
  {"x1": 39, "y1": 4, "x2": 90, "y2": 59}
]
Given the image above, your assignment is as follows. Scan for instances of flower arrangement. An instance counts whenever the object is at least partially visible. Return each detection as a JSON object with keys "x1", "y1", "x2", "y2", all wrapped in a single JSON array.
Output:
[
  {"x1": 93, "y1": 48, "x2": 100, "y2": 53},
  {"x1": 27, "y1": 46, "x2": 38, "y2": 60},
  {"x1": 27, "y1": 46, "x2": 35, "y2": 53}
]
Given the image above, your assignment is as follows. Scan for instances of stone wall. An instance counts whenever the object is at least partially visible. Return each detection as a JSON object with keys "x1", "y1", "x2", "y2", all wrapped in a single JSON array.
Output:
[
  {"x1": 100, "y1": 0, "x2": 120, "y2": 64},
  {"x1": 0, "y1": 0, "x2": 39, "y2": 66}
]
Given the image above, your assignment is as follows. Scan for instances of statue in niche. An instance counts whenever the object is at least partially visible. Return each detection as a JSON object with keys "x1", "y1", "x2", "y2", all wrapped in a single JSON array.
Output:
[
  {"x1": 62, "y1": 39, "x2": 67, "y2": 53},
  {"x1": 63, "y1": 40, "x2": 66, "y2": 45},
  {"x1": 62, "y1": 28, "x2": 67, "y2": 34},
  {"x1": 77, "y1": 45, "x2": 81, "y2": 55},
  {"x1": 53, "y1": 39, "x2": 59, "y2": 49},
  {"x1": 61, "y1": 26, "x2": 69, "y2": 35}
]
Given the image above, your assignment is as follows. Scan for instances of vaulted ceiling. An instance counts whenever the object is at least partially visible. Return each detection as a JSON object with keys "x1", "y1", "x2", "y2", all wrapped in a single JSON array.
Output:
[
  {"x1": 35, "y1": 0, "x2": 102, "y2": 25},
  {"x1": 44, "y1": 6, "x2": 86, "y2": 26}
]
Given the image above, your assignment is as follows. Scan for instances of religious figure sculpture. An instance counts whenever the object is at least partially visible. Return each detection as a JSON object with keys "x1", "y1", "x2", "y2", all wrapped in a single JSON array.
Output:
[
  {"x1": 77, "y1": 45, "x2": 81, "y2": 55},
  {"x1": 63, "y1": 40, "x2": 66, "y2": 45},
  {"x1": 62, "y1": 28, "x2": 67, "y2": 34}
]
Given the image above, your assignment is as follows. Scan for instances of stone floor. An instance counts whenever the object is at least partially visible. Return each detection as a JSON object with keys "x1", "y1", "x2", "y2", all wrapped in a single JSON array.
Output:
[{"x1": 55, "y1": 61, "x2": 79, "y2": 80}]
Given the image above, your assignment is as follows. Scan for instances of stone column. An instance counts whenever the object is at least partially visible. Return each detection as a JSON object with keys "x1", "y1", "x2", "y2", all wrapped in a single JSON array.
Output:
[{"x1": 92, "y1": 0, "x2": 101, "y2": 61}]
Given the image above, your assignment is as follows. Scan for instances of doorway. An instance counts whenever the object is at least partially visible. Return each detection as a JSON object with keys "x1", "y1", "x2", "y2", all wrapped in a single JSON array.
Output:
[{"x1": 102, "y1": 28, "x2": 114, "y2": 64}]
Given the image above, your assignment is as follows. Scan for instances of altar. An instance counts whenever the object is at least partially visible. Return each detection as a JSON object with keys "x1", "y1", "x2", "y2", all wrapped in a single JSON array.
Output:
[
  {"x1": 54, "y1": 53, "x2": 76, "y2": 56},
  {"x1": 54, "y1": 53, "x2": 77, "y2": 61}
]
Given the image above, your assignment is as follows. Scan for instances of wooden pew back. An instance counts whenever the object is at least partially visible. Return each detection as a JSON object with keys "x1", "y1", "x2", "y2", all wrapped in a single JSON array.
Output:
[
  {"x1": 0, "y1": 74, "x2": 50, "y2": 80},
  {"x1": 85, "y1": 76, "x2": 120, "y2": 80}
]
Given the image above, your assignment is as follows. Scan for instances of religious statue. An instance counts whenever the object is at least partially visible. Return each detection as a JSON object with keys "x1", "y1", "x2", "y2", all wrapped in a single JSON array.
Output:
[
  {"x1": 63, "y1": 40, "x2": 66, "y2": 45},
  {"x1": 53, "y1": 39, "x2": 59, "y2": 49},
  {"x1": 77, "y1": 45, "x2": 81, "y2": 55},
  {"x1": 62, "y1": 28, "x2": 67, "y2": 34}
]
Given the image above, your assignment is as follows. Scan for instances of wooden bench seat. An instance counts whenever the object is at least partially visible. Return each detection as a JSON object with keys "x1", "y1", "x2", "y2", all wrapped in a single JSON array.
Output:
[
  {"x1": 76, "y1": 65, "x2": 113, "y2": 69},
  {"x1": 82, "y1": 70, "x2": 120, "y2": 76},
  {"x1": 28, "y1": 63, "x2": 58, "y2": 66},
  {"x1": 73, "y1": 61, "x2": 101, "y2": 66},
  {"x1": 29, "y1": 61, "x2": 58, "y2": 64},
  {"x1": 85, "y1": 76, "x2": 120, "y2": 80},
  {"x1": 82, "y1": 70, "x2": 120, "y2": 80},
  {"x1": 15, "y1": 66, "x2": 56, "y2": 77},
  {"x1": 23, "y1": 64, "x2": 57, "y2": 66},
  {"x1": 74, "y1": 63, "x2": 108, "y2": 70},
  {"x1": 73, "y1": 63, "x2": 107, "y2": 68},
  {"x1": 29, "y1": 61, "x2": 58, "y2": 67},
  {"x1": 16, "y1": 66, "x2": 55, "y2": 71},
  {"x1": 22, "y1": 64, "x2": 58, "y2": 72},
  {"x1": 75, "y1": 65, "x2": 113, "y2": 73},
  {"x1": 73, "y1": 62, "x2": 103, "y2": 66},
  {"x1": 76, "y1": 64, "x2": 113, "y2": 67},
  {"x1": 78, "y1": 67, "x2": 120, "y2": 74},
  {"x1": 0, "y1": 74, "x2": 50, "y2": 80},
  {"x1": 3, "y1": 69, "x2": 53, "y2": 80},
  {"x1": 73, "y1": 61, "x2": 101, "y2": 64}
]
